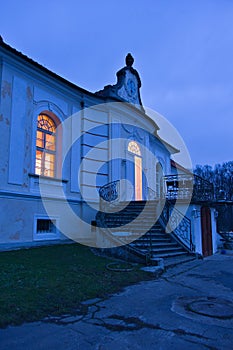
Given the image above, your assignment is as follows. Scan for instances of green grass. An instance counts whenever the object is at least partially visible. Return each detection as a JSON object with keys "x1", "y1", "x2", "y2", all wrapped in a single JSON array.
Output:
[{"x1": 0, "y1": 243, "x2": 152, "y2": 328}]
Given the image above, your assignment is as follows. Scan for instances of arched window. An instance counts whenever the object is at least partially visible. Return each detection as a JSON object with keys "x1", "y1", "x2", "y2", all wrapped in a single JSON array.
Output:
[
  {"x1": 35, "y1": 114, "x2": 56, "y2": 177},
  {"x1": 128, "y1": 140, "x2": 141, "y2": 156}
]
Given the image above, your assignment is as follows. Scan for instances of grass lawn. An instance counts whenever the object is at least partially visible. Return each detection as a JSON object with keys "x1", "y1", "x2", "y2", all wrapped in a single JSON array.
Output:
[{"x1": 0, "y1": 243, "x2": 152, "y2": 328}]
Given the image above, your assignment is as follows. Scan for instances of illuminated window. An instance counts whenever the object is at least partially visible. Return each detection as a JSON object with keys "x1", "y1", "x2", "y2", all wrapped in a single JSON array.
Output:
[
  {"x1": 128, "y1": 141, "x2": 141, "y2": 156},
  {"x1": 35, "y1": 114, "x2": 56, "y2": 177}
]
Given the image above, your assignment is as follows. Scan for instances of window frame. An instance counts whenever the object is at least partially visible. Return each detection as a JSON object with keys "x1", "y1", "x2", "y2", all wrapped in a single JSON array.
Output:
[
  {"x1": 35, "y1": 113, "x2": 57, "y2": 178},
  {"x1": 33, "y1": 215, "x2": 60, "y2": 241}
]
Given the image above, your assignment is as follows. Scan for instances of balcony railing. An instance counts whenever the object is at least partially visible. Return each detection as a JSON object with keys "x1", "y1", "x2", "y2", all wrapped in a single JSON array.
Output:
[
  {"x1": 98, "y1": 174, "x2": 214, "y2": 204},
  {"x1": 164, "y1": 174, "x2": 214, "y2": 202}
]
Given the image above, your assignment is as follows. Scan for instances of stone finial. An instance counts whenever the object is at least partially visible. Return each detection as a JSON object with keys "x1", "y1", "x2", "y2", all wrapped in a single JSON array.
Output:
[{"x1": 126, "y1": 53, "x2": 134, "y2": 67}]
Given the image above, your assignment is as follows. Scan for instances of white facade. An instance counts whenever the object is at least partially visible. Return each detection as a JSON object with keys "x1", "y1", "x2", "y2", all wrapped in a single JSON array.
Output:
[
  {"x1": 0, "y1": 40, "x2": 220, "y2": 255},
  {"x1": 0, "y1": 43, "x2": 172, "y2": 248}
]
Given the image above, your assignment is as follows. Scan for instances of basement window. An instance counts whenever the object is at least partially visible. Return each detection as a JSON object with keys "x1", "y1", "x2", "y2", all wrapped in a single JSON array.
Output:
[
  {"x1": 34, "y1": 216, "x2": 59, "y2": 241},
  {"x1": 36, "y1": 219, "x2": 56, "y2": 234}
]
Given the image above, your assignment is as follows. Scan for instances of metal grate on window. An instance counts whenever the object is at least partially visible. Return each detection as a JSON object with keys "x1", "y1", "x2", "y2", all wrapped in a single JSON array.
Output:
[{"x1": 36, "y1": 219, "x2": 56, "y2": 234}]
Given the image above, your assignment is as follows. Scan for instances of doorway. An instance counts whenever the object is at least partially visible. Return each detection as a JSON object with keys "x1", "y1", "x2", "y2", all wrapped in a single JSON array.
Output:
[
  {"x1": 201, "y1": 206, "x2": 213, "y2": 257},
  {"x1": 156, "y1": 162, "x2": 163, "y2": 198},
  {"x1": 128, "y1": 141, "x2": 142, "y2": 200}
]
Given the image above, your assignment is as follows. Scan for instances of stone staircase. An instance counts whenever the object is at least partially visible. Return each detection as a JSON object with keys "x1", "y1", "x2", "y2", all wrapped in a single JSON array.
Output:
[{"x1": 97, "y1": 200, "x2": 196, "y2": 268}]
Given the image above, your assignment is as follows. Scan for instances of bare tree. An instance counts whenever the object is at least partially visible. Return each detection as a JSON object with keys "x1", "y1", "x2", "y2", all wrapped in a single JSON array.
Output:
[{"x1": 194, "y1": 161, "x2": 233, "y2": 201}]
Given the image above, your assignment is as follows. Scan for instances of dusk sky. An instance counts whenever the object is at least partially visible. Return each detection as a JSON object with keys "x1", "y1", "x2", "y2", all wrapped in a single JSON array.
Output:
[{"x1": 1, "y1": 0, "x2": 233, "y2": 168}]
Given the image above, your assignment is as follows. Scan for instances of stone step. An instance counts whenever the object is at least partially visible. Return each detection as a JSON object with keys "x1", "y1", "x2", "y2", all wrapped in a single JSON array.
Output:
[
  {"x1": 130, "y1": 232, "x2": 170, "y2": 238},
  {"x1": 104, "y1": 208, "x2": 158, "y2": 214},
  {"x1": 152, "y1": 251, "x2": 188, "y2": 258},
  {"x1": 109, "y1": 225, "x2": 163, "y2": 232},
  {"x1": 97, "y1": 200, "x2": 193, "y2": 266},
  {"x1": 107, "y1": 216, "x2": 155, "y2": 220},
  {"x1": 111, "y1": 233, "x2": 170, "y2": 241},
  {"x1": 136, "y1": 236, "x2": 172, "y2": 241},
  {"x1": 105, "y1": 216, "x2": 158, "y2": 222},
  {"x1": 135, "y1": 245, "x2": 184, "y2": 258},
  {"x1": 108, "y1": 207, "x2": 157, "y2": 211},
  {"x1": 162, "y1": 254, "x2": 197, "y2": 268},
  {"x1": 119, "y1": 236, "x2": 171, "y2": 244},
  {"x1": 146, "y1": 232, "x2": 166, "y2": 236},
  {"x1": 132, "y1": 242, "x2": 178, "y2": 249}
]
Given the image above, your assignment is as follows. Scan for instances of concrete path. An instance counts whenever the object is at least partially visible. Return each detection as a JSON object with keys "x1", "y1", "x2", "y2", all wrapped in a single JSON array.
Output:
[{"x1": 1, "y1": 252, "x2": 233, "y2": 349}]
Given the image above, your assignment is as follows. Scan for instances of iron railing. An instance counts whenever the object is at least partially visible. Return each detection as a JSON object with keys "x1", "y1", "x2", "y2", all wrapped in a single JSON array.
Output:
[
  {"x1": 98, "y1": 182, "x2": 194, "y2": 255},
  {"x1": 164, "y1": 174, "x2": 214, "y2": 202},
  {"x1": 160, "y1": 201, "x2": 195, "y2": 252},
  {"x1": 99, "y1": 180, "x2": 120, "y2": 202}
]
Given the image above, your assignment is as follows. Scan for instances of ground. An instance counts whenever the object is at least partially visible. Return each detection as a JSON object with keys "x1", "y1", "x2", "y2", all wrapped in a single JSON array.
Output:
[{"x1": 0, "y1": 252, "x2": 233, "y2": 349}]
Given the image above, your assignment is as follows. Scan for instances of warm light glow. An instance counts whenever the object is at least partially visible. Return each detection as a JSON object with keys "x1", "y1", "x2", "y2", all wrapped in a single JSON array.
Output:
[
  {"x1": 35, "y1": 114, "x2": 56, "y2": 177},
  {"x1": 37, "y1": 114, "x2": 56, "y2": 132},
  {"x1": 128, "y1": 140, "x2": 141, "y2": 156},
  {"x1": 128, "y1": 140, "x2": 142, "y2": 200},
  {"x1": 135, "y1": 156, "x2": 142, "y2": 200}
]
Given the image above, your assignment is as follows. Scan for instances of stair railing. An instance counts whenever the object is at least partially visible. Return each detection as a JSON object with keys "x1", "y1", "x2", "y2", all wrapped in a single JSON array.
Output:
[
  {"x1": 99, "y1": 180, "x2": 120, "y2": 210},
  {"x1": 160, "y1": 201, "x2": 195, "y2": 252},
  {"x1": 95, "y1": 210, "x2": 151, "y2": 264},
  {"x1": 99, "y1": 180, "x2": 120, "y2": 201}
]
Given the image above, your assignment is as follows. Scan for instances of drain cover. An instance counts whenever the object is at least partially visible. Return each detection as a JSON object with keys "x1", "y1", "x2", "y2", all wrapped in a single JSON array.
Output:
[{"x1": 187, "y1": 297, "x2": 233, "y2": 319}]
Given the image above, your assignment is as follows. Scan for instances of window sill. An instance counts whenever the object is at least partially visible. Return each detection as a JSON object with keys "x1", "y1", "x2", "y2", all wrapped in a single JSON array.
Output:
[
  {"x1": 29, "y1": 173, "x2": 68, "y2": 183},
  {"x1": 29, "y1": 173, "x2": 68, "y2": 194}
]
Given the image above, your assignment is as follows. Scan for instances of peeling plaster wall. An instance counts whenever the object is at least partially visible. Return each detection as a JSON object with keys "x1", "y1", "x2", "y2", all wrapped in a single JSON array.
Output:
[
  {"x1": 0, "y1": 61, "x2": 82, "y2": 195},
  {"x1": 0, "y1": 53, "x2": 113, "y2": 246},
  {"x1": 0, "y1": 48, "x2": 174, "y2": 249},
  {"x1": 0, "y1": 55, "x2": 85, "y2": 245},
  {"x1": 0, "y1": 67, "x2": 12, "y2": 190},
  {"x1": 0, "y1": 195, "x2": 94, "y2": 244}
]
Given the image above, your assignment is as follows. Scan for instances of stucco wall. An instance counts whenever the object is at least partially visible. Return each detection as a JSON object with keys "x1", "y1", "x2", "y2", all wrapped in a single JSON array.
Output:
[
  {"x1": 175, "y1": 202, "x2": 221, "y2": 255},
  {"x1": 0, "y1": 47, "x2": 174, "y2": 249}
]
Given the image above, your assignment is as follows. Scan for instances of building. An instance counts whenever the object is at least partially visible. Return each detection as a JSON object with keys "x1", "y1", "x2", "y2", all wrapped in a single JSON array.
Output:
[{"x1": 0, "y1": 37, "x2": 220, "y2": 261}]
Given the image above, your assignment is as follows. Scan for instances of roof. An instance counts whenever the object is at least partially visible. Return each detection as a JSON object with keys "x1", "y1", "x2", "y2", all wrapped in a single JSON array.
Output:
[
  {"x1": 0, "y1": 36, "x2": 98, "y2": 99},
  {"x1": 0, "y1": 37, "x2": 180, "y2": 154},
  {"x1": 157, "y1": 136, "x2": 179, "y2": 155},
  {"x1": 170, "y1": 159, "x2": 192, "y2": 174}
]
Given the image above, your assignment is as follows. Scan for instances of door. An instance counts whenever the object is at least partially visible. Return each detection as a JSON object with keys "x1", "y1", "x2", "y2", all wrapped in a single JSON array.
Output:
[
  {"x1": 135, "y1": 155, "x2": 142, "y2": 200},
  {"x1": 128, "y1": 141, "x2": 143, "y2": 201},
  {"x1": 201, "y1": 206, "x2": 213, "y2": 257}
]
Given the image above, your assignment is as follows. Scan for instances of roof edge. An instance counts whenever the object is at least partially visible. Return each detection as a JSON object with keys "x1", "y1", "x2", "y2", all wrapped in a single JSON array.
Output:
[{"x1": 0, "y1": 38, "x2": 101, "y2": 99}]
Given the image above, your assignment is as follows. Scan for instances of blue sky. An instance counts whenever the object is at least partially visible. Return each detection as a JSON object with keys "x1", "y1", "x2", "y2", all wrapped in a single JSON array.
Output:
[{"x1": 1, "y1": 0, "x2": 233, "y2": 167}]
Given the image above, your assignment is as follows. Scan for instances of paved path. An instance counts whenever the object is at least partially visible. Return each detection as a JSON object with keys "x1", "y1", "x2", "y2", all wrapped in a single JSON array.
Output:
[{"x1": 1, "y1": 252, "x2": 233, "y2": 349}]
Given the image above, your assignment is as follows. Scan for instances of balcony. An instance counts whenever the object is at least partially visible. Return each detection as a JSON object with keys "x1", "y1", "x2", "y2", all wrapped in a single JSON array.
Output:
[
  {"x1": 98, "y1": 174, "x2": 214, "y2": 204},
  {"x1": 164, "y1": 174, "x2": 214, "y2": 202}
]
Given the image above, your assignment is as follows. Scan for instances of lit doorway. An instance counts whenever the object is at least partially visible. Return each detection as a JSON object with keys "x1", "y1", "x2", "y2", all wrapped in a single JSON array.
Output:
[{"x1": 128, "y1": 141, "x2": 142, "y2": 200}]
